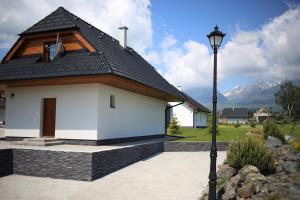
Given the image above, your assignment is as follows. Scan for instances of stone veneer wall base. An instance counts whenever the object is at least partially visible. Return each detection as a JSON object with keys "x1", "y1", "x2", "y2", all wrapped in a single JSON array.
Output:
[{"x1": 0, "y1": 141, "x2": 229, "y2": 181}]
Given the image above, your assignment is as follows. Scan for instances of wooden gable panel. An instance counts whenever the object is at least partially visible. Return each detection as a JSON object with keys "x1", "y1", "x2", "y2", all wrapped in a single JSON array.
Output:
[
  {"x1": 16, "y1": 32, "x2": 84, "y2": 57},
  {"x1": 4, "y1": 31, "x2": 96, "y2": 61}
]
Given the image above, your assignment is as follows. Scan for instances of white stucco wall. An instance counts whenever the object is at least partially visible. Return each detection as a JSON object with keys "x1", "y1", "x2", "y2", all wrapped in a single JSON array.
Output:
[
  {"x1": 170, "y1": 103, "x2": 194, "y2": 127},
  {"x1": 5, "y1": 84, "x2": 98, "y2": 140},
  {"x1": 97, "y1": 84, "x2": 166, "y2": 140},
  {"x1": 227, "y1": 118, "x2": 248, "y2": 124},
  {"x1": 5, "y1": 83, "x2": 167, "y2": 140}
]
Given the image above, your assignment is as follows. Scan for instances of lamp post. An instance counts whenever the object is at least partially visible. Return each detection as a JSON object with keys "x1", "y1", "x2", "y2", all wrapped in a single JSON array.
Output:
[{"x1": 207, "y1": 26, "x2": 225, "y2": 200}]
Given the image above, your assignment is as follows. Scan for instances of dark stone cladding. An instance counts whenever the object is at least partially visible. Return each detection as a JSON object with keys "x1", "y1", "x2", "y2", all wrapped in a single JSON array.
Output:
[
  {"x1": 164, "y1": 141, "x2": 230, "y2": 152},
  {"x1": 13, "y1": 149, "x2": 92, "y2": 181},
  {"x1": 7, "y1": 142, "x2": 163, "y2": 181},
  {"x1": 0, "y1": 149, "x2": 13, "y2": 177},
  {"x1": 92, "y1": 142, "x2": 164, "y2": 180},
  {"x1": 0, "y1": 141, "x2": 228, "y2": 181}
]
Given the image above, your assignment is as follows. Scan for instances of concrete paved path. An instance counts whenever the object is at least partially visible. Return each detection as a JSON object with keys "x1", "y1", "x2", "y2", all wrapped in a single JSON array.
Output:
[{"x1": 0, "y1": 152, "x2": 226, "y2": 200}]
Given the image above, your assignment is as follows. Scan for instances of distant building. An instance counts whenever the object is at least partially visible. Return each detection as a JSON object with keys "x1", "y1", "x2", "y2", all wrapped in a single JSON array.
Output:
[
  {"x1": 169, "y1": 92, "x2": 210, "y2": 128},
  {"x1": 220, "y1": 108, "x2": 250, "y2": 124},
  {"x1": 253, "y1": 107, "x2": 272, "y2": 123}
]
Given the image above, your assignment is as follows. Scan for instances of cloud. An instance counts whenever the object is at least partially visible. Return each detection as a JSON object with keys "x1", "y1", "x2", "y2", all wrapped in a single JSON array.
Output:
[
  {"x1": 0, "y1": 0, "x2": 152, "y2": 53},
  {"x1": 219, "y1": 30, "x2": 268, "y2": 78},
  {"x1": 161, "y1": 39, "x2": 213, "y2": 88},
  {"x1": 160, "y1": 5, "x2": 300, "y2": 89},
  {"x1": 261, "y1": 6, "x2": 300, "y2": 80},
  {"x1": 160, "y1": 34, "x2": 177, "y2": 50}
]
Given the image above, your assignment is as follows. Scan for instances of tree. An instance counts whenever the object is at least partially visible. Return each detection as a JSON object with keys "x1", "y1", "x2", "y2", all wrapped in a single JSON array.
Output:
[
  {"x1": 275, "y1": 81, "x2": 300, "y2": 122},
  {"x1": 167, "y1": 117, "x2": 182, "y2": 135},
  {"x1": 207, "y1": 113, "x2": 219, "y2": 134}
]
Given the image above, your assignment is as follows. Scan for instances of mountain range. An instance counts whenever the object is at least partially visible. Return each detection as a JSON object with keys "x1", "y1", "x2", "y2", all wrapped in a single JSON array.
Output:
[{"x1": 184, "y1": 80, "x2": 287, "y2": 111}]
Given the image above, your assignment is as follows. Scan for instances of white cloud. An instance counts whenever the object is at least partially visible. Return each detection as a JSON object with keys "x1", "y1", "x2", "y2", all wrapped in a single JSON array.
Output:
[
  {"x1": 0, "y1": 0, "x2": 152, "y2": 53},
  {"x1": 160, "y1": 34, "x2": 177, "y2": 50},
  {"x1": 219, "y1": 30, "x2": 268, "y2": 77},
  {"x1": 261, "y1": 6, "x2": 300, "y2": 80},
  {"x1": 162, "y1": 39, "x2": 213, "y2": 88},
  {"x1": 161, "y1": 6, "x2": 300, "y2": 89}
]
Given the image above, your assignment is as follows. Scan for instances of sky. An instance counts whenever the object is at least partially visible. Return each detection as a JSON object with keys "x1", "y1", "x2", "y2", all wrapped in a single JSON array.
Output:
[{"x1": 1, "y1": 0, "x2": 300, "y2": 93}]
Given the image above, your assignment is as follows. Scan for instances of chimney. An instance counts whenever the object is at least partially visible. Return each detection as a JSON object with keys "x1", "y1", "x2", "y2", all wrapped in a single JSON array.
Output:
[{"x1": 119, "y1": 26, "x2": 128, "y2": 48}]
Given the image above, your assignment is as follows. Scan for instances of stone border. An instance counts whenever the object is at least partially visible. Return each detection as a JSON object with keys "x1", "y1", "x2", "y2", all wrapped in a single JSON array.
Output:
[{"x1": 164, "y1": 141, "x2": 230, "y2": 152}]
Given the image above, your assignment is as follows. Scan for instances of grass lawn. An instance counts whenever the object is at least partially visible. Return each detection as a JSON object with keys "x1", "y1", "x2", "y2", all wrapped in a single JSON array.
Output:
[{"x1": 168, "y1": 121, "x2": 300, "y2": 141}]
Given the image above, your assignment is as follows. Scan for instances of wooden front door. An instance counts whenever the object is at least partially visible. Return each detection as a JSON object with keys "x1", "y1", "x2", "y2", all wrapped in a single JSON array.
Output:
[{"x1": 42, "y1": 98, "x2": 56, "y2": 137}]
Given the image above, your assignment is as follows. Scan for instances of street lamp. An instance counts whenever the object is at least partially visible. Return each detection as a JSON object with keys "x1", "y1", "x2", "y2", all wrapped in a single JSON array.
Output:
[{"x1": 207, "y1": 25, "x2": 225, "y2": 200}]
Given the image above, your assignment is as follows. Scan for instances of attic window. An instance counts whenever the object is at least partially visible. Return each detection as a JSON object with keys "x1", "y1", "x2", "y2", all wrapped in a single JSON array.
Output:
[
  {"x1": 43, "y1": 41, "x2": 64, "y2": 61},
  {"x1": 43, "y1": 43, "x2": 56, "y2": 61}
]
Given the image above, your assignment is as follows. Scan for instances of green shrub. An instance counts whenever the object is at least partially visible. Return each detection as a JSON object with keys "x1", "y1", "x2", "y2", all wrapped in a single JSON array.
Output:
[
  {"x1": 207, "y1": 114, "x2": 219, "y2": 134},
  {"x1": 263, "y1": 118, "x2": 285, "y2": 143},
  {"x1": 227, "y1": 136, "x2": 275, "y2": 174},
  {"x1": 250, "y1": 120, "x2": 256, "y2": 128},
  {"x1": 234, "y1": 121, "x2": 241, "y2": 128},
  {"x1": 167, "y1": 117, "x2": 182, "y2": 135},
  {"x1": 292, "y1": 141, "x2": 300, "y2": 151}
]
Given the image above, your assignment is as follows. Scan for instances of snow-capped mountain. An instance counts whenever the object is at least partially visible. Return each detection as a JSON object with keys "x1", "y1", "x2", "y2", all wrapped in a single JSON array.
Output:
[
  {"x1": 223, "y1": 80, "x2": 281, "y2": 104},
  {"x1": 223, "y1": 85, "x2": 244, "y2": 99}
]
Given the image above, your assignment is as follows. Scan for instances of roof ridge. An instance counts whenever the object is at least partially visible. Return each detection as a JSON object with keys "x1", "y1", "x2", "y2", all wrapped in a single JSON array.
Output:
[{"x1": 20, "y1": 7, "x2": 77, "y2": 35}]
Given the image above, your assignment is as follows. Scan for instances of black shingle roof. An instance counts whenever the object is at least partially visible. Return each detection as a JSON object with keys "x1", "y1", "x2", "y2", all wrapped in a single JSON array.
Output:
[
  {"x1": 181, "y1": 92, "x2": 210, "y2": 113},
  {"x1": 221, "y1": 108, "x2": 250, "y2": 118},
  {"x1": 0, "y1": 7, "x2": 183, "y2": 100}
]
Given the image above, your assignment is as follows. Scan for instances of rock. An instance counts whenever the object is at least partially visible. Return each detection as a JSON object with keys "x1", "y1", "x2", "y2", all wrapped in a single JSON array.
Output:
[
  {"x1": 221, "y1": 186, "x2": 236, "y2": 200},
  {"x1": 229, "y1": 174, "x2": 241, "y2": 188},
  {"x1": 253, "y1": 181, "x2": 263, "y2": 193},
  {"x1": 268, "y1": 183, "x2": 290, "y2": 197},
  {"x1": 289, "y1": 185, "x2": 300, "y2": 200},
  {"x1": 245, "y1": 172, "x2": 267, "y2": 184},
  {"x1": 291, "y1": 172, "x2": 300, "y2": 186},
  {"x1": 285, "y1": 135, "x2": 294, "y2": 143},
  {"x1": 283, "y1": 161, "x2": 298, "y2": 173},
  {"x1": 265, "y1": 136, "x2": 282, "y2": 148},
  {"x1": 217, "y1": 164, "x2": 237, "y2": 180},
  {"x1": 238, "y1": 165, "x2": 260, "y2": 180},
  {"x1": 237, "y1": 182, "x2": 255, "y2": 198}
]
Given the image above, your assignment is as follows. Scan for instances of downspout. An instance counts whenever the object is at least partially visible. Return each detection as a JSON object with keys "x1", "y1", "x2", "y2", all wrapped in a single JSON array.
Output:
[{"x1": 165, "y1": 100, "x2": 185, "y2": 135}]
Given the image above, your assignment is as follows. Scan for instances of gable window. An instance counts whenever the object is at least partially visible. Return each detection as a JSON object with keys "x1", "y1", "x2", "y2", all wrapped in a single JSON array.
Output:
[{"x1": 110, "y1": 95, "x2": 116, "y2": 108}]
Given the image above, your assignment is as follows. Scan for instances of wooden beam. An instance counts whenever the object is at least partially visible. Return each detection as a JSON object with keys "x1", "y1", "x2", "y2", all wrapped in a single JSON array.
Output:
[
  {"x1": 3, "y1": 38, "x2": 25, "y2": 61},
  {"x1": 73, "y1": 32, "x2": 96, "y2": 52},
  {"x1": 1, "y1": 75, "x2": 181, "y2": 101}
]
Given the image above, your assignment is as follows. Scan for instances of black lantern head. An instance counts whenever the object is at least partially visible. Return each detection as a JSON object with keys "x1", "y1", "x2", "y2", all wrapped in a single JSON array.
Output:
[{"x1": 207, "y1": 25, "x2": 225, "y2": 50}]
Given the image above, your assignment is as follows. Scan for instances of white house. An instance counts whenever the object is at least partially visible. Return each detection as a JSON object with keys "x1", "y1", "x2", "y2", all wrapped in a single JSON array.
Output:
[
  {"x1": 169, "y1": 92, "x2": 210, "y2": 128},
  {"x1": 253, "y1": 107, "x2": 272, "y2": 123},
  {"x1": 0, "y1": 7, "x2": 183, "y2": 144},
  {"x1": 220, "y1": 108, "x2": 250, "y2": 124}
]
